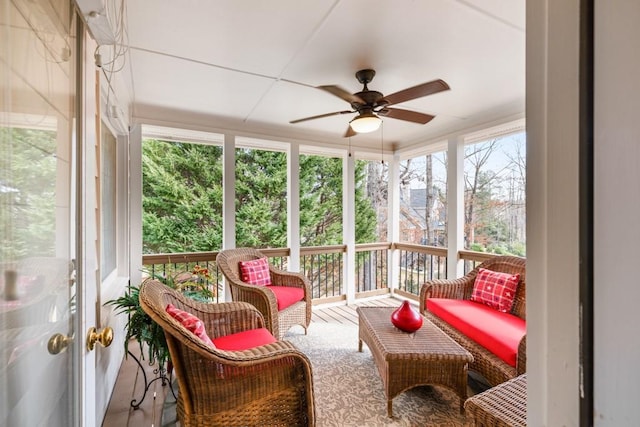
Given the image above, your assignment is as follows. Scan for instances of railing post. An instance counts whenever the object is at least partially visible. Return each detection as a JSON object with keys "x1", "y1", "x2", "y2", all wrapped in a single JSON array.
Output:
[
  {"x1": 222, "y1": 133, "x2": 236, "y2": 302},
  {"x1": 447, "y1": 136, "x2": 465, "y2": 279},
  {"x1": 130, "y1": 124, "x2": 143, "y2": 287},
  {"x1": 343, "y1": 152, "x2": 356, "y2": 304},
  {"x1": 287, "y1": 144, "x2": 301, "y2": 271},
  {"x1": 388, "y1": 153, "x2": 401, "y2": 294}
]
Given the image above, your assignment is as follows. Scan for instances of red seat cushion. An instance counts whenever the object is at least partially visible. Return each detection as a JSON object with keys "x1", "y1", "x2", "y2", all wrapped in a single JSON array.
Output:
[
  {"x1": 212, "y1": 327, "x2": 277, "y2": 351},
  {"x1": 427, "y1": 298, "x2": 526, "y2": 367},
  {"x1": 239, "y1": 257, "x2": 272, "y2": 286},
  {"x1": 266, "y1": 285, "x2": 304, "y2": 311}
]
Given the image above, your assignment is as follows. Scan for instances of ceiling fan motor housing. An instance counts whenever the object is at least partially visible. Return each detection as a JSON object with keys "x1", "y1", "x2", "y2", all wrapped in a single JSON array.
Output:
[
  {"x1": 355, "y1": 69, "x2": 376, "y2": 85},
  {"x1": 352, "y1": 90, "x2": 386, "y2": 111}
]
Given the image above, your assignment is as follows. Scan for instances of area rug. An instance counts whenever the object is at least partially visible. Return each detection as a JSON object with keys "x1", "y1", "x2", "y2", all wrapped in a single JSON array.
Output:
[{"x1": 285, "y1": 323, "x2": 474, "y2": 426}]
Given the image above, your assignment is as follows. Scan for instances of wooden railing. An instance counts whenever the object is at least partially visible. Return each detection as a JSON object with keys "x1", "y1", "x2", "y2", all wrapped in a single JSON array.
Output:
[
  {"x1": 355, "y1": 243, "x2": 391, "y2": 295},
  {"x1": 459, "y1": 250, "x2": 498, "y2": 274},
  {"x1": 142, "y1": 252, "x2": 223, "y2": 302},
  {"x1": 141, "y1": 245, "x2": 496, "y2": 303},
  {"x1": 393, "y1": 243, "x2": 448, "y2": 296},
  {"x1": 300, "y1": 245, "x2": 345, "y2": 299}
]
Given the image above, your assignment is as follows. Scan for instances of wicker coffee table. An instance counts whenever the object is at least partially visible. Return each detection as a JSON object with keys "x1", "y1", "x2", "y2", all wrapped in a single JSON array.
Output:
[{"x1": 357, "y1": 306, "x2": 473, "y2": 417}]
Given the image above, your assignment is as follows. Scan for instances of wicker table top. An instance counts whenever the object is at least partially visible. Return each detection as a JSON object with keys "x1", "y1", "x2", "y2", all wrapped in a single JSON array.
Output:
[{"x1": 356, "y1": 306, "x2": 472, "y2": 361}]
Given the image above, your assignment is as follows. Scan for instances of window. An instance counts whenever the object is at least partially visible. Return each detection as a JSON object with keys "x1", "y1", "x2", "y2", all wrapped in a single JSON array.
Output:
[
  {"x1": 235, "y1": 147, "x2": 287, "y2": 248},
  {"x1": 463, "y1": 132, "x2": 526, "y2": 255},
  {"x1": 399, "y1": 151, "x2": 448, "y2": 246},
  {"x1": 0, "y1": 127, "x2": 57, "y2": 258},
  {"x1": 299, "y1": 154, "x2": 343, "y2": 246},
  {"x1": 356, "y1": 159, "x2": 387, "y2": 243},
  {"x1": 142, "y1": 138, "x2": 223, "y2": 253}
]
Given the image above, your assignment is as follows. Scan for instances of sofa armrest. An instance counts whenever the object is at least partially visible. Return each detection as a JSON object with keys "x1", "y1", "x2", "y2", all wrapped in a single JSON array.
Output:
[
  {"x1": 516, "y1": 335, "x2": 526, "y2": 375},
  {"x1": 419, "y1": 275, "x2": 476, "y2": 312}
]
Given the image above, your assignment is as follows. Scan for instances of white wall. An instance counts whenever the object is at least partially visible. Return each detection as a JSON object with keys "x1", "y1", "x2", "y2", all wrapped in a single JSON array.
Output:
[
  {"x1": 594, "y1": 1, "x2": 640, "y2": 424},
  {"x1": 527, "y1": 0, "x2": 581, "y2": 425}
]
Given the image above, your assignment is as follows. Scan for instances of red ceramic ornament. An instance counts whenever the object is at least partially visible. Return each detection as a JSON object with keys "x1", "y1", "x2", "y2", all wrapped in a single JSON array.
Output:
[{"x1": 390, "y1": 300, "x2": 423, "y2": 332}]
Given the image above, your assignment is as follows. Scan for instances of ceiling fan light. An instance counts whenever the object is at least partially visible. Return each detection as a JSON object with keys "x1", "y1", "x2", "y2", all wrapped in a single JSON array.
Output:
[{"x1": 349, "y1": 113, "x2": 382, "y2": 133}]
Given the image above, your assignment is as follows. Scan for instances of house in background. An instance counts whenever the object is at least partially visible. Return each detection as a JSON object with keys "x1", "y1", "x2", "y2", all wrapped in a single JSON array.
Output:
[
  {"x1": 399, "y1": 187, "x2": 446, "y2": 245},
  {"x1": 1, "y1": 0, "x2": 637, "y2": 425}
]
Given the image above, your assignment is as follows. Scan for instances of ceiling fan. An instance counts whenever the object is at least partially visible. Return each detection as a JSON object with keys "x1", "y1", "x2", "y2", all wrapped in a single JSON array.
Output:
[{"x1": 290, "y1": 69, "x2": 450, "y2": 137}]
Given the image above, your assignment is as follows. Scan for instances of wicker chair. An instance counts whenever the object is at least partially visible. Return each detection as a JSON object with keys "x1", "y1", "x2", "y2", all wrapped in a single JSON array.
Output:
[
  {"x1": 138, "y1": 279, "x2": 316, "y2": 427},
  {"x1": 419, "y1": 255, "x2": 526, "y2": 387},
  {"x1": 216, "y1": 248, "x2": 312, "y2": 339}
]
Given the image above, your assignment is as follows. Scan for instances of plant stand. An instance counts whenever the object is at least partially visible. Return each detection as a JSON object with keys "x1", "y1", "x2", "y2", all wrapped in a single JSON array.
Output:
[{"x1": 129, "y1": 350, "x2": 177, "y2": 409}]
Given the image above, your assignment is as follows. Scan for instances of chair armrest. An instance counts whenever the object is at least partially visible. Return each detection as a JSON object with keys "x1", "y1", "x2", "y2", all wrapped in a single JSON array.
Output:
[
  {"x1": 218, "y1": 339, "x2": 309, "y2": 361},
  {"x1": 270, "y1": 268, "x2": 310, "y2": 288},
  {"x1": 226, "y1": 281, "x2": 279, "y2": 326},
  {"x1": 269, "y1": 268, "x2": 311, "y2": 297},
  {"x1": 169, "y1": 337, "x2": 315, "y2": 422},
  {"x1": 516, "y1": 334, "x2": 526, "y2": 375},
  {"x1": 269, "y1": 267, "x2": 312, "y2": 338},
  {"x1": 193, "y1": 301, "x2": 268, "y2": 338},
  {"x1": 419, "y1": 275, "x2": 476, "y2": 312}
]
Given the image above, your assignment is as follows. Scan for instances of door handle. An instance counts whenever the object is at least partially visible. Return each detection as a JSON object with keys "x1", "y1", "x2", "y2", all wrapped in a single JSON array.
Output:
[
  {"x1": 86, "y1": 326, "x2": 114, "y2": 351},
  {"x1": 47, "y1": 333, "x2": 74, "y2": 355}
]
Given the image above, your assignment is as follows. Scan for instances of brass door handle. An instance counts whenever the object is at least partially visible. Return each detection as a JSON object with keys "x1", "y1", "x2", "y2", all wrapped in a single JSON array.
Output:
[
  {"x1": 86, "y1": 326, "x2": 114, "y2": 351},
  {"x1": 48, "y1": 333, "x2": 74, "y2": 355}
]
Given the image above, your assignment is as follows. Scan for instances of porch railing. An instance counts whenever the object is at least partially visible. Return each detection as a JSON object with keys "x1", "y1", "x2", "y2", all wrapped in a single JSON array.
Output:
[
  {"x1": 394, "y1": 243, "x2": 448, "y2": 296},
  {"x1": 141, "y1": 252, "x2": 224, "y2": 303},
  {"x1": 300, "y1": 245, "x2": 344, "y2": 299},
  {"x1": 141, "y1": 245, "x2": 494, "y2": 303},
  {"x1": 355, "y1": 243, "x2": 391, "y2": 294},
  {"x1": 459, "y1": 250, "x2": 499, "y2": 274}
]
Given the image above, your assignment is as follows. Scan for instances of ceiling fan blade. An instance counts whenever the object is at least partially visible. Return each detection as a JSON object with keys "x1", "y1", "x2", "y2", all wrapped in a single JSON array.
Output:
[
  {"x1": 318, "y1": 85, "x2": 365, "y2": 105},
  {"x1": 290, "y1": 110, "x2": 353, "y2": 124},
  {"x1": 383, "y1": 79, "x2": 450, "y2": 106},
  {"x1": 344, "y1": 126, "x2": 357, "y2": 138},
  {"x1": 378, "y1": 108, "x2": 435, "y2": 124}
]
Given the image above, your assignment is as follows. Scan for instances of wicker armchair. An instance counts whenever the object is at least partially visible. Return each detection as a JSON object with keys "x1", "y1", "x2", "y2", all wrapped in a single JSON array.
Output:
[
  {"x1": 138, "y1": 279, "x2": 315, "y2": 427},
  {"x1": 419, "y1": 255, "x2": 526, "y2": 387},
  {"x1": 216, "y1": 248, "x2": 312, "y2": 339}
]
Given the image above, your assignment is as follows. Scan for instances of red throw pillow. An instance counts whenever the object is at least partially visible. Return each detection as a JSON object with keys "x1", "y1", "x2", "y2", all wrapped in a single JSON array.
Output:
[
  {"x1": 166, "y1": 303, "x2": 214, "y2": 347},
  {"x1": 238, "y1": 257, "x2": 272, "y2": 286},
  {"x1": 471, "y1": 268, "x2": 520, "y2": 312}
]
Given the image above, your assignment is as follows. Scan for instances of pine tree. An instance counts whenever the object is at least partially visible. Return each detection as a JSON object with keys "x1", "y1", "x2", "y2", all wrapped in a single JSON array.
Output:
[
  {"x1": 142, "y1": 141, "x2": 378, "y2": 253},
  {"x1": 142, "y1": 140, "x2": 223, "y2": 253}
]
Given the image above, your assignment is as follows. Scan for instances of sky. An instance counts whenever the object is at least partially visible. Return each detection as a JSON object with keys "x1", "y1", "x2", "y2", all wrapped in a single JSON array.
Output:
[{"x1": 403, "y1": 131, "x2": 526, "y2": 193}]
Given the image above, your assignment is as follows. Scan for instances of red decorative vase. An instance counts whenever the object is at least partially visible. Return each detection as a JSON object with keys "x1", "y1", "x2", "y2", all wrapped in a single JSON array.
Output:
[{"x1": 390, "y1": 300, "x2": 423, "y2": 333}]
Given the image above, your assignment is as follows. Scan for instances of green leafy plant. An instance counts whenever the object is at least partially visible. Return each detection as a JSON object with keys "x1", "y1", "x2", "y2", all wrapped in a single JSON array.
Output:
[{"x1": 105, "y1": 265, "x2": 215, "y2": 367}]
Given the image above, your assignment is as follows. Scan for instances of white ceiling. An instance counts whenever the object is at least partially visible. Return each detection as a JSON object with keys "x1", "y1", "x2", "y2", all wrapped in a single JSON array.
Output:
[{"x1": 119, "y1": 0, "x2": 525, "y2": 152}]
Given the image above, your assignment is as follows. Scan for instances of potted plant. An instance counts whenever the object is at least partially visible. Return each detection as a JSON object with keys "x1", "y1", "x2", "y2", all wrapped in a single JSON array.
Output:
[{"x1": 105, "y1": 265, "x2": 215, "y2": 368}]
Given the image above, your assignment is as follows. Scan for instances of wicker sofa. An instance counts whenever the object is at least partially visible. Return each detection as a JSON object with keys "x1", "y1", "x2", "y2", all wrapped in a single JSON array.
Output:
[{"x1": 419, "y1": 256, "x2": 526, "y2": 387}]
